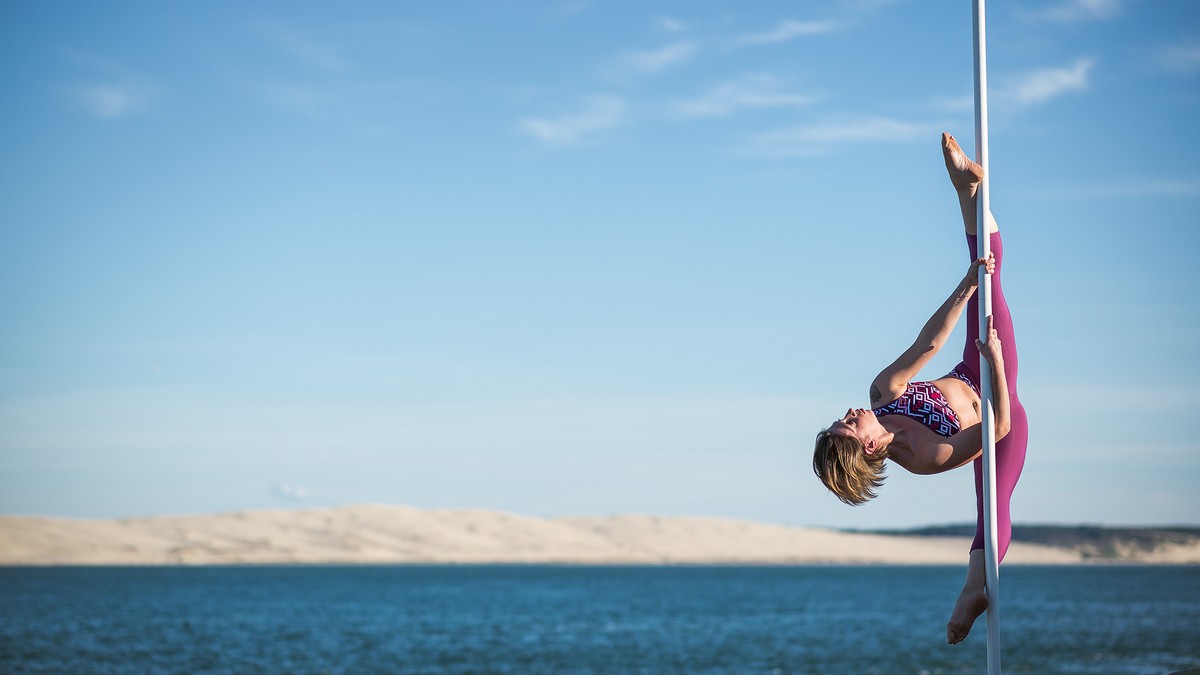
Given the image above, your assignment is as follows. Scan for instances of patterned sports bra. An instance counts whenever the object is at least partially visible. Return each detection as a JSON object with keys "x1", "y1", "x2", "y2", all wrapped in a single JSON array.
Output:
[{"x1": 872, "y1": 366, "x2": 980, "y2": 438}]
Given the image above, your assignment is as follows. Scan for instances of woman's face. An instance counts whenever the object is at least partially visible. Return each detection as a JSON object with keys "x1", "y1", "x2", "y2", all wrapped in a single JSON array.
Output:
[{"x1": 828, "y1": 408, "x2": 888, "y2": 453}]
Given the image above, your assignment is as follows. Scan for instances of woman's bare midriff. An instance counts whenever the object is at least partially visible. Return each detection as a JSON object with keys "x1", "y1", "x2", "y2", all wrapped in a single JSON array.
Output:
[{"x1": 932, "y1": 375, "x2": 982, "y2": 429}]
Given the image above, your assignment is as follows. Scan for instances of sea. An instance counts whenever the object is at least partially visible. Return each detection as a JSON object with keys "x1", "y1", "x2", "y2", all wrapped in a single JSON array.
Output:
[{"x1": 1, "y1": 565, "x2": 1197, "y2": 674}]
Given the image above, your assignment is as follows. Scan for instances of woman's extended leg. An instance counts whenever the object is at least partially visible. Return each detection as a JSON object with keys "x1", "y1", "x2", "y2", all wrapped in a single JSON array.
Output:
[
  {"x1": 947, "y1": 229, "x2": 1029, "y2": 645},
  {"x1": 965, "y1": 229, "x2": 1028, "y2": 559}
]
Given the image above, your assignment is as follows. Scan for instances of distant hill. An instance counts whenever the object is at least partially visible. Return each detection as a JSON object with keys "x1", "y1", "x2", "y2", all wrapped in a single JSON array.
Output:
[
  {"x1": 859, "y1": 524, "x2": 1200, "y2": 562},
  {"x1": 1, "y1": 507, "x2": 1197, "y2": 565}
]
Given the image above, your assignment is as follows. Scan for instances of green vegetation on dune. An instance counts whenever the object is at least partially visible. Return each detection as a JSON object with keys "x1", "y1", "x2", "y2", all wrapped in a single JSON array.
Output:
[{"x1": 855, "y1": 524, "x2": 1200, "y2": 560}]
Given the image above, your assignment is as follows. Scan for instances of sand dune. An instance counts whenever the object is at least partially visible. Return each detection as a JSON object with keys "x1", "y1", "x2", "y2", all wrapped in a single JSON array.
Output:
[{"x1": 1, "y1": 505, "x2": 1193, "y2": 565}]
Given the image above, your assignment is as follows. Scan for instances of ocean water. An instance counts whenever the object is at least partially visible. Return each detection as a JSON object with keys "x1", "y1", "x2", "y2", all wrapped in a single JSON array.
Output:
[{"x1": 1, "y1": 565, "x2": 1197, "y2": 674}]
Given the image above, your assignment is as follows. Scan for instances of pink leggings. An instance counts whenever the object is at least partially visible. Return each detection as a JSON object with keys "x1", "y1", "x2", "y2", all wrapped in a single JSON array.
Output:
[{"x1": 958, "y1": 231, "x2": 1027, "y2": 561}]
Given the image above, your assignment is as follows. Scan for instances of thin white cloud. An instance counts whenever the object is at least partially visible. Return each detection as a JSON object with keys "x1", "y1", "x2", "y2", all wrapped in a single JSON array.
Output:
[
  {"x1": 1160, "y1": 42, "x2": 1200, "y2": 76},
  {"x1": 841, "y1": 0, "x2": 908, "y2": 11},
  {"x1": 518, "y1": 95, "x2": 626, "y2": 144},
  {"x1": 272, "y1": 483, "x2": 312, "y2": 501},
  {"x1": 747, "y1": 116, "x2": 929, "y2": 156},
  {"x1": 927, "y1": 94, "x2": 974, "y2": 113},
  {"x1": 732, "y1": 19, "x2": 840, "y2": 47},
  {"x1": 261, "y1": 82, "x2": 332, "y2": 118},
  {"x1": 59, "y1": 52, "x2": 156, "y2": 120},
  {"x1": 1021, "y1": 0, "x2": 1124, "y2": 22},
  {"x1": 671, "y1": 74, "x2": 821, "y2": 118},
  {"x1": 1062, "y1": 178, "x2": 1200, "y2": 198},
  {"x1": 265, "y1": 26, "x2": 347, "y2": 72},
  {"x1": 550, "y1": 1, "x2": 591, "y2": 19},
  {"x1": 658, "y1": 17, "x2": 688, "y2": 33},
  {"x1": 1109, "y1": 178, "x2": 1200, "y2": 197},
  {"x1": 1001, "y1": 58, "x2": 1094, "y2": 107},
  {"x1": 68, "y1": 83, "x2": 153, "y2": 119},
  {"x1": 618, "y1": 41, "x2": 698, "y2": 74}
]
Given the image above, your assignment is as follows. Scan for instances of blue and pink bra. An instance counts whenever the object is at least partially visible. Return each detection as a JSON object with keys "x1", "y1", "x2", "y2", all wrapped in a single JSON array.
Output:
[{"x1": 872, "y1": 366, "x2": 980, "y2": 437}]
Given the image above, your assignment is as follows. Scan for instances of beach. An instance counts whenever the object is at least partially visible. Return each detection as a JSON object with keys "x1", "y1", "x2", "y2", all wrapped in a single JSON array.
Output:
[{"x1": 3, "y1": 505, "x2": 1195, "y2": 566}]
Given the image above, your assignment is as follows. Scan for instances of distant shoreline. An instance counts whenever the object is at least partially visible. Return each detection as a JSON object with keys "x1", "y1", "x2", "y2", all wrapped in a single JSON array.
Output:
[
  {"x1": 3, "y1": 505, "x2": 1197, "y2": 566},
  {"x1": 0, "y1": 555, "x2": 1191, "y2": 567}
]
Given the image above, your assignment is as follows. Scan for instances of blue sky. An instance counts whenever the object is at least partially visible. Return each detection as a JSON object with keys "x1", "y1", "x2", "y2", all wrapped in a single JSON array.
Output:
[{"x1": 2, "y1": 0, "x2": 1198, "y2": 529}]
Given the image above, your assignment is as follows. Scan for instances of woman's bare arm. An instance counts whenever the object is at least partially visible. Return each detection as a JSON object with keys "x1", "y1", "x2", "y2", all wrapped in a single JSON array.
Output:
[
  {"x1": 978, "y1": 315, "x2": 1011, "y2": 440},
  {"x1": 870, "y1": 256, "x2": 994, "y2": 405}
]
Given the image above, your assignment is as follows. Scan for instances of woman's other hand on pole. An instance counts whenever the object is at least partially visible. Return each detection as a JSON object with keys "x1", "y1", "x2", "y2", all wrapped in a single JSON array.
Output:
[
  {"x1": 964, "y1": 254, "x2": 995, "y2": 289},
  {"x1": 976, "y1": 315, "x2": 1003, "y2": 368}
]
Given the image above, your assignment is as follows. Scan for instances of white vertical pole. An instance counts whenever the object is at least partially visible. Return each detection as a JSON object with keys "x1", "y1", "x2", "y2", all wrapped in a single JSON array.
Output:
[{"x1": 972, "y1": 0, "x2": 1002, "y2": 673}]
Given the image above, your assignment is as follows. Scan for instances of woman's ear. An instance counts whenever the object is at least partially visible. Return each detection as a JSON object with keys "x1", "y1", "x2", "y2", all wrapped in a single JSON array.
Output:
[{"x1": 864, "y1": 438, "x2": 878, "y2": 455}]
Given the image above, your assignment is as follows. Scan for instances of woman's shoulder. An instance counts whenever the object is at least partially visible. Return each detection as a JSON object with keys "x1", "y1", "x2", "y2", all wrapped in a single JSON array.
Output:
[
  {"x1": 870, "y1": 381, "x2": 910, "y2": 408},
  {"x1": 886, "y1": 428, "x2": 953, "y2": 476}
]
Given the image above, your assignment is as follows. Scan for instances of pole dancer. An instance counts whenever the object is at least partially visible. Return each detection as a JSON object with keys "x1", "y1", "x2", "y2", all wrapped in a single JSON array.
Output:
[{"x1": 811, "y1": 132, "x2": 1028, "y2": 646}]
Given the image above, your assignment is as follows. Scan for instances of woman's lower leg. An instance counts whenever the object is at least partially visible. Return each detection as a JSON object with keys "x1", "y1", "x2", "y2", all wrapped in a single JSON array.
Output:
[{"x1": 947, "y1": 549, "x2": 989, "y2": 645}]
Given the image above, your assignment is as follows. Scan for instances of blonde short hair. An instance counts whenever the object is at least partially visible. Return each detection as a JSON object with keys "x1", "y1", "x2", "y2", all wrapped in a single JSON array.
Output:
[{"x1": 812, "y1": 429, "x2": 889, "y2": 505}]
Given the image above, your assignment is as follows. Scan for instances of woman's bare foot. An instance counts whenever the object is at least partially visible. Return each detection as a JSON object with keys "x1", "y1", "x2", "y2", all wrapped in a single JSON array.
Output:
[
  {"x1": 946, "y1": 587, "x2": 989, "y2": 645},
  {"x1": 942, "y1": 132, "x2": 984, "y2": 198},
  {"x1": 942, "y1": 132, "x2": 989, "y2": 233}
]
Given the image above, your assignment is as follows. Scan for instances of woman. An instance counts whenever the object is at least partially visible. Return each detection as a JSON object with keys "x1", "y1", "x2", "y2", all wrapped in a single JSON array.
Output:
[{"x1": 812, "y1": 132, "x2": 1029, "y2": 645}]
